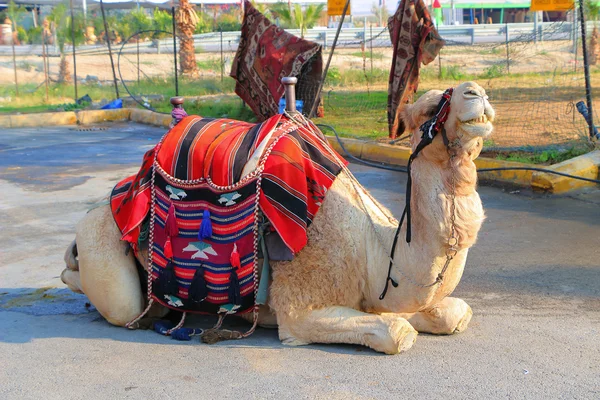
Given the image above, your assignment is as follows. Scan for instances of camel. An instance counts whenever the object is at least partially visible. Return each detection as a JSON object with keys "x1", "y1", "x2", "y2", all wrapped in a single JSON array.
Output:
[{"x1": 61, "y1": 81, "x2": 494, "y2": 354}]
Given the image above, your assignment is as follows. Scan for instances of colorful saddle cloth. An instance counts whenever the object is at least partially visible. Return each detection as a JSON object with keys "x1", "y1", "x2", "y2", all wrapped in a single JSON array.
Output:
[{"x1": 110, "y1": 114, "x2": 346, "y2": 316}]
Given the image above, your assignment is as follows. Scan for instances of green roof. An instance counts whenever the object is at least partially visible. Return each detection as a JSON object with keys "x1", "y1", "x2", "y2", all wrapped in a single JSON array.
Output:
[{"x1": 441, "y1": 3, "x2": 530, "y2": 8}]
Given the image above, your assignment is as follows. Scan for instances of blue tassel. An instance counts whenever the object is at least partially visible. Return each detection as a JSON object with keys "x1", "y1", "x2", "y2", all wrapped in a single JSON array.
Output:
[
  {"x1": 198, "y1": 210, "x2": 212, "y2": 240},
  {"x1": 153, "y1": 320, "x2": 174, "y2": 336},
  {"x1": 171, "y1": 327, "x2": 203, "y2": 341}
]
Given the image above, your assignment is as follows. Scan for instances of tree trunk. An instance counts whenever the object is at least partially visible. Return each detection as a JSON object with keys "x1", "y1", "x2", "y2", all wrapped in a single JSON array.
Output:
[
  {"x1": 176, "y1": 0, "x2": 199, "y2": 77},
  {"x1": 58, "y1": 53, "x2": 72, "y2": 83}
]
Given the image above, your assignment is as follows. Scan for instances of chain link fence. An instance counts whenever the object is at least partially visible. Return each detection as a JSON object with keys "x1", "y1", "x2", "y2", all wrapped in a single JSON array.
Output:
[{"x1": 0, "y1": 6, "x2": 598, "y2": 157}]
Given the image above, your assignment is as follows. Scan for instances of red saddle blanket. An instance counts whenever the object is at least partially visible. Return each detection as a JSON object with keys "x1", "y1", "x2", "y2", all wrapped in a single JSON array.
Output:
[
  {"x1": 110, "y1": 114, "x2": 345, "y2": 314},
  {"x1": 110, "y1": 114, "x2": 346, "y2": 258}
]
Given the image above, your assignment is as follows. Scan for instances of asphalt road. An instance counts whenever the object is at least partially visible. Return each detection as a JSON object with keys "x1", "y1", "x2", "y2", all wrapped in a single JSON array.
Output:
[{"x1": 1, "y1": 123, "x2": 599, "y2": 399}]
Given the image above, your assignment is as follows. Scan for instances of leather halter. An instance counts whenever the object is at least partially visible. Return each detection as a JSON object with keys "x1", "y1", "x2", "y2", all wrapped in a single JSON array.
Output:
[{"x1": 379, "y1": 88, "x2": 455, "y2": 300}]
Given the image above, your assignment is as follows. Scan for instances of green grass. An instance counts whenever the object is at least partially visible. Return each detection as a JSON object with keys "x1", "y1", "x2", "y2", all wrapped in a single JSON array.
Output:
[
  {"x1": 349, "y1": 51, "x2": 385, "y2": 60},
  {"x1": 317, "y1": 90, "x2": 389, "y2": 139},
  {"x1": 494, "y1": 147, "x2": 590, "y2": 165},
  {"x1": 155, "y1": 95, "x2": 256, "y2": 122},
  {"x1": 0, "y1": 77, "x2": 236, "y2": 112},
  {"x1": 197, "y1": 59, "x2": 223, "y2": 71},
  {"x1": 421, "y1": 65, "x2": 475, "y2": 81},
  {"x1": 0, "y1": 104, "x2": 57, "y2": 114},
  {"x1": 324, "y1": 67, "x2": 388, "y2": 87},
  {"x1": 480, "y1": 64, "x2": 506, "y2": 79}
]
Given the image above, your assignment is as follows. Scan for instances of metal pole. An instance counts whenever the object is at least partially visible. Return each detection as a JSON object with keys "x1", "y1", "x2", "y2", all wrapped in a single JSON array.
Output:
[
  {"x1": 100, "y1": 0, "x2": 120, "y2": 99},
  {"x1": 282, "y1": 77, "x2": 297, "y2": 113},
  {"x1": 505, "y1": 23, "x2": 510, "y2": 74},
  {"x1": 438, "y1": 48, "x2": 442, "y2": 78},
  {"x1": 137, "y1": 37, "x2": 140, "y2": 84},
  {"x1": 42, "y1": 30, "x2": 49, "y2": 102},
  {"x1": 172, "y1": 5, "x2": 179, "y2": 96},
  {"x1": 220, "y1": 28, "x2": 224, "y2": 82},
  {"x1": 578, "y1": 0, "x2": 595, "y2": 139},
  {"x1": 309, "y1": 0, "x2": 351, "y2": 118},
  {"x1": 69, "y1": 0, "x2": 78, "y2": 101},
  {"x1": 540, "y1": 12, "x2": 544, "y2": 42},
  {"x1": 534, "y1": 10, "x2": 538, "y2": 44},
  {"x1": 11, "y1": 33, "x2": 19, "y2": 98},
  {"x1": 370, "y1": 24, "x2": 373, "y2": 74}
]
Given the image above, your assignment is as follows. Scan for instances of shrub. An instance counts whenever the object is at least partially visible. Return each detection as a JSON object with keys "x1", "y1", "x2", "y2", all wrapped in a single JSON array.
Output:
[
  {"x1": 440, "y1": 65, "x2": 467, "y2": 80},
  {"x1": 152, "y1": 8, "x2": 173, "y2": 39},
  {"x1": 27, "y1": 26, "x2": 42, "y2": 44},
  {"x1": 481, "y1": 64, "x2": 505, "y2": 79},
  {"x1": 194, "y1": 11, "x2": 212, "y2": 34},
  {"x1": 325, "y1": 67, "x2": 342, "y2": 86},
  {"x1": 216, "y1": 11, "x2": 241, "y2": 32},
  {"x1": 17, "y1": 26, "x2": 28, "y2": 44}
]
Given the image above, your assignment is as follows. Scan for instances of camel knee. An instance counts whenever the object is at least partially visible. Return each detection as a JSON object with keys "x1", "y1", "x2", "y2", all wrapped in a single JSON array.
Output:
[
  {"x1": 408, "y1": 297, "x2": 472, "y2": 335},
  {"x1": 75, "y1": 205, "x2": 145, "y2": 327},
  {"x1": 368, "y1": 314, "x2": 418, "y2": 355}
]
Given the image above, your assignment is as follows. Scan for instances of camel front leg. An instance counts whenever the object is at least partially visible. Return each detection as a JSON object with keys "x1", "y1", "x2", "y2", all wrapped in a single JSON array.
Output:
[
  {"x1": 74, "y1": 205, "x2": 146, "y2": 327},
  {"x1": 395, "y1": 297, "x2": 473, "y2": 335},
  {"x1": 277, "y1": 306, "x2": 418, "y2": 355}
]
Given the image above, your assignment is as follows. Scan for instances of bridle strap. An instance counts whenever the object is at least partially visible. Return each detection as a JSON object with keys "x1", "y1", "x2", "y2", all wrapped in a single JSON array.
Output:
[{"x1": 379, "y1": 88, "x2": 454, "y2": 300}]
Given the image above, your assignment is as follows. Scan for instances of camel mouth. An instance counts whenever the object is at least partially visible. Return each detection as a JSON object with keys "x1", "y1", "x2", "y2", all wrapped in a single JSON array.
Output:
[{"x1": 463, "y1": 114, "x2": 492, "y2": 124}]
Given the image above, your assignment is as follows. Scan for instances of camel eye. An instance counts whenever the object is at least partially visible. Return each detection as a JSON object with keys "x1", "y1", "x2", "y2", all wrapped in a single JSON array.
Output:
[{"x1": 465, "y1": 90, "x2": 478, "y2": 96}]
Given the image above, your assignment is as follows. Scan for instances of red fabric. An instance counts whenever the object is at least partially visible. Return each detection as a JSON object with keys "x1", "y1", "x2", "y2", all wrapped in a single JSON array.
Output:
[
  {"x1": 230, "y1": 1, "x2": 323, "y2": 121},
  {"x1": 150, "y1": 182, "x2": 258, "y2": 313},
  {"x1": 387, "y1": 0, "x2": 444, "y2": 138},
  {"x1": 109, "y1": 148, "x2": 155, "y2": 251},
  {"x1": 110, "y1": 114, "x2": 346, "y2": 256}
]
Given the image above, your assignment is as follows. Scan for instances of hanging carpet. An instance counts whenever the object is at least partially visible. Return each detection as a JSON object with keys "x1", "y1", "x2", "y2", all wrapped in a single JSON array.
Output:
[
  {"x1": 230, "y1": 1, "x2": 323, "y2": 121},
  {"x1": 387, "y1": 0, "x2": 445, "y2": 139}
]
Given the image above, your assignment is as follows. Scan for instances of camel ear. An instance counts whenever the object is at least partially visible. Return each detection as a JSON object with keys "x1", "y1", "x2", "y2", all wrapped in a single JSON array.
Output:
[{"x1": 401, "y1": 90, "x2": 444, "y2": 134}]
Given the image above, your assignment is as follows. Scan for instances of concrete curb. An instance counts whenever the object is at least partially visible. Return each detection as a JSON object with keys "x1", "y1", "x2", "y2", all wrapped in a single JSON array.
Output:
[
  {"x1": 327, "y1": 136, "x2": 598, "y2": 192},
  {"x1": 76, "y1": 109, "x2": 131, "y2": 125},
  {"x1": 1, "y1": 112, "x2": 77, "y2": 128},
  {"x1": 129, "y1": 109, "x2": 171, "y2": 128},
  {"x1": 3, "y1": 108, "x2": 598, "y2": 193},
  {"x1": 531, "y1": 150, "x2": 600, "y2": 193}
]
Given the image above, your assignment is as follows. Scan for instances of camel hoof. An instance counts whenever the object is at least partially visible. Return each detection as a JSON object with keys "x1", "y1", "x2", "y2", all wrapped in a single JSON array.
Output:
[
  {"x1": 61, "y1": 269, "x2": 83, "y2": 294},
  {"x1": 368, "y1": 317, "x2": 418, "y2": 355},
  {"x1": 388, "y1": 319, "x2": 418, "y2": 354},
  {"x1": 453, "y1": 305, "x2": 473, "y2": 333}
]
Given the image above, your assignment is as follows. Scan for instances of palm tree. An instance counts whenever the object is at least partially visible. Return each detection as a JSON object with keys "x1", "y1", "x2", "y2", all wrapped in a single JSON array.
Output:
[
  {"x1": 271, "y1": 2, "x2": 325, "y2": 38},
  {"x1": 250, "y1": 0, "x2": 272, "y2": 19},
  {"x1": 47, "y1": 3, "x2": 72, "y2": 83},
  {"x1": 6, "y1": 0, "x2": 27, "y2": 41},
  {"x1": 176, "y1": 0, "x2": 200, "y2": 77},
  {"x1": 6, "y1": 0, "x2": 26, "y2": 97}
]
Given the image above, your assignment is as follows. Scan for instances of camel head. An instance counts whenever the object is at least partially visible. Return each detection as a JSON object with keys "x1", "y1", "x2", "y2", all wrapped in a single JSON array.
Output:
[{"x1": 403, "y1": 81, "x2": 495, "y2": 160}]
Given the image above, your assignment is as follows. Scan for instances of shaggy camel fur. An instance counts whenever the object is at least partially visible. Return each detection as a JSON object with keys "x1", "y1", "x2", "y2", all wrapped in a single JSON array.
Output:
[{"x1": 62, "y1": 81, "x2": 494, "y2": 354}]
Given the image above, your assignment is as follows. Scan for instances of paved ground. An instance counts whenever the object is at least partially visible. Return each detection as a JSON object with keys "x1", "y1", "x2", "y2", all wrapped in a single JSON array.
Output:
[{"x1": 1, "y1": 123, "x2": 599, "y2": 399}]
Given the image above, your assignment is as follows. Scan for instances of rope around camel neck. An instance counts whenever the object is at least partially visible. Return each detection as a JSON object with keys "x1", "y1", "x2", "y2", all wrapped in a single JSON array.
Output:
[{"x1": 284, "y1": 111, "x2": 459, "y2": 291}]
